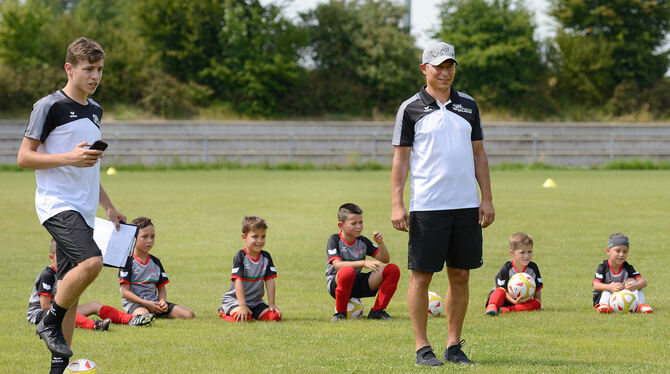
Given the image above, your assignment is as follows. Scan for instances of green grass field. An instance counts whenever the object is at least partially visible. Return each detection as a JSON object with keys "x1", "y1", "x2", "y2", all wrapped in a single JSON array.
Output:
[{"x1": 1, "y1": 169, "x2": 669, "y2": 373}]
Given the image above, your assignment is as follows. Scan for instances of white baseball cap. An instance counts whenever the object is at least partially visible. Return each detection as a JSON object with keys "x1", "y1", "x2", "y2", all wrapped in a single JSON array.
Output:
[{"x1": 422, "y1": 42, "x2": 458, "y2": 66}]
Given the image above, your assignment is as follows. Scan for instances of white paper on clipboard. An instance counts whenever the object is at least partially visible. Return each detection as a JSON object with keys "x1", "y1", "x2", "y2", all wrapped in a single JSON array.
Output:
[{"x1": 93, "y1": 217, "x2": 139, "y2": 267}]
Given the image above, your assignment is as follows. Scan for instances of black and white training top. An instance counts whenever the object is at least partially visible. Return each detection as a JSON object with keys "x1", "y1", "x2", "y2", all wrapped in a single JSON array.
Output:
[
  {"x1": 220, "y1": 248, "x2": 277, "y2": 313},
  {"x1": 392, "y1": 86, "x2": 483, "y2": 212},
  {"x1": 26, "y1": 265, "x2": 57, "y2": 323},
  {"x1": 492, "y1": 260, "x2": 544, "y2": 292},
  {"x1": 325, "y1": 232, "x2": 379, "y2": 292},
  {"x1": 592, "y1": 259, "x2": 642, "y2": 305},
  {"x1": 23, "y1": 90, "x2": 103, "y2": 228}
]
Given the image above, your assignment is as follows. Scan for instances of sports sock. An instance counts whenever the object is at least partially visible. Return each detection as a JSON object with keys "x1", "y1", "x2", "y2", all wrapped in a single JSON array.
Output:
[
  {"x1": 372, "y1": 264, "x2": 400, "y2": 311},
  {"x1": 501, "y1": 299, "x2": 541, "y2": 313},
  {"x1": 75, "y1": 313, "x2": 95, "y2": 330},
  {"x1": 487, "y1": 287, "x2": 506, "y2": 309},
  {"x1": 43, "y1": 301, "x2": 67, "y2": 326},
  {"x1": 335, "y1": 266, "x2": 355, "y2": 313},
  {"x1": 50, "y1": 354, "x2": 69, "y2": 374},
  {"x1": 259, "y1": 310, "x2": 281, "y2": 321},
  {"x1": 99, "y1": 305, "x2": 132, "y2": 325}
]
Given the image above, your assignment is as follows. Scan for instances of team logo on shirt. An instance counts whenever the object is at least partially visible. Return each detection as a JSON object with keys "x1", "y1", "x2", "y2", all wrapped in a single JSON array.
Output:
[
  {"x1": 497, "y1": 279, "x2": 505, "y2": 287},
  {"x1": 232, "y1": 267, "x2": 239, "y2": 273},
  {"x1": 43, "y1": 283, "x2": 52, "y2": 290},
  {"x1": 423, "y1": 106, "x2": 433, "y2": 112},
  {"x1": 120, "y1": 271, "x2": 129, "y2": 277},
  {"x1": 451, "y1": 104, "x2": 472, "y2": 114},
  {"x1": 69, "y1": 111, "x2": 77, "y2": 118},
  {"x1": 92, "y1": 114, "x2": 101, "y2": 126},
  {"x1": 327, "y1": 248, "x2": 337, "y2": 255},
  {"x1": 595, "y1": 273, "x2": 603, "y2": 279}
]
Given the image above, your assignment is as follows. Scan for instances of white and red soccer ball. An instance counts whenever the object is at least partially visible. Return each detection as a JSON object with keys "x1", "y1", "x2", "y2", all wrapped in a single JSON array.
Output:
[
  {"x1": 609, "y1": 290, "x2": 638, "y2": 313},
  {"x1": 65, "y1": 359, "x2": 100, "y2": 373},
  {"x1": 507, "y1": 272, "x2": 536, "y2": 302},
  {"x1": 333, "y1": 297, "x2": 365, "y2": 318},
  {"x1": 428, "y1": 291, "x2": 443, "y2": 317}
]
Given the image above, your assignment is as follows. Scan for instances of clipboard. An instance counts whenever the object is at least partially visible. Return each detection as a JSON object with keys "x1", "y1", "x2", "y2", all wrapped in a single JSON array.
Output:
[{"x1": 93, "y1": 217, "x2": 139, "y2": 268}]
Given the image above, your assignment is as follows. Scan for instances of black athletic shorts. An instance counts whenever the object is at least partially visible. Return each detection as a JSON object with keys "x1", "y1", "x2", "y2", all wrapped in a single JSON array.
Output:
[
  {"x1": 220, "y1": 302, "x2": 269, "y2": 319},
  {"x1": 128, "y1": 301, "x2": 177, "y2": 318},
  {"x1": 43, "y1": 210, "x2": 102, "y2": 280},
  {"x1": 328, "y1": 272, "x2": 378, "y2": 299},
  {"x1": 408, "y1": 208, "x2": 482, "y2": 272}
]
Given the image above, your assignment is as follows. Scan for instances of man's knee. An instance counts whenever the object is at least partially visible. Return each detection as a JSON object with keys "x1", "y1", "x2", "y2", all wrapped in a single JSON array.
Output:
[
  {"x1": 79, "y1": 256, "x2": 103, "y2": 277},
  {"x1": 409, "y1": 271, "x2": 433, "y2": 289}
]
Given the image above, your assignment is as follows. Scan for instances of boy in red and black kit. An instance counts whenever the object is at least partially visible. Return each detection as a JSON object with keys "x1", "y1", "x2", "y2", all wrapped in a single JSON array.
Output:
[
  {"x1": 326, "y1": 203, "x2": 400, "y2": 321},
  {"x1": 485, "y1": 232, "x2": 543, "y2": 315}
]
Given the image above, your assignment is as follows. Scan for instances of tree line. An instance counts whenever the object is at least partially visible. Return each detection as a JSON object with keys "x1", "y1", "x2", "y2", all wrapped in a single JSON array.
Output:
[{"x1": 0, "y1": 0, "x2": 668, "y2": 120}]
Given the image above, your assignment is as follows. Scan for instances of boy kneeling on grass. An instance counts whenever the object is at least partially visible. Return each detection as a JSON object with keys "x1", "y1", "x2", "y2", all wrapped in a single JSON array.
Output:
[
  {"x1": 485, "y1": 232, "x2": 543, "y2": 316},
  {"x1": 218, "y1": 216, "x2": 281, "y2": 322},
  {"x1": 326, "y1": 203, "x2": 400, "y2": 322}
]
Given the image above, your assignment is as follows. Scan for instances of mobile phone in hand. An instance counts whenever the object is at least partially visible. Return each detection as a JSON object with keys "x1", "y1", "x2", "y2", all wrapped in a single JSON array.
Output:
[{"x1": 89, "y1": 140, "x2": 108, "y2": 151}]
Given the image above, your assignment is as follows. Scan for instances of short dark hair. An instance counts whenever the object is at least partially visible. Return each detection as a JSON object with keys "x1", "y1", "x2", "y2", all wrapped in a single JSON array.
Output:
[
  {"x1": 242, "y1": 216, "x2": 267, "y2": 234},
  {"x1": 338, "y1": 203, "x2": 363, "y2": 222},
  {"x1": 509, "y1": 232, "x2": 533, "y2": 250},
  {"x1": 131, "y1": 216, "x2": 153, "y2": 229},
  {"x1": 66, "y1": 37, "x2": 105, "y2": 66}
]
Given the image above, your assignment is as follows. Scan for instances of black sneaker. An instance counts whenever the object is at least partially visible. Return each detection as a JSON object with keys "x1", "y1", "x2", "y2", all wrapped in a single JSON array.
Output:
[
  {"x1": 93, "y1": 318, "x2": 111, "y2": 331},
  {"x1": 367, "y1": 309, "x2": 392, "y2": 320},
  {"x1": 330, "y1": 312, "x2": 347, "y2": 322},
  {"x1": 444, "y1": 340, "x2": 473, "y2": 365},
  {"x1": 128, "y1": 313, "x2": 155, "y2": 326},
  {"x1": 415, "y1": 346, "x2": 443, "y2": 366},
  {"x1": 36, "y1": 319, "x2": 73, "y2": 357}
]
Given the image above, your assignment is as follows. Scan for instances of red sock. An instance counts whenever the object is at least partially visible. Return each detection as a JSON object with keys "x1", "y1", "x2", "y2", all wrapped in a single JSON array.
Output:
[
  {"x1": 487, "y1": 288, "x2": 507, "y2": 309},
  {"x1": 99, "y1": 305, "x2": 132, "y2": 325},
  {"x1": 372, "y1": 263, "x2": 400, "y2": 311},
  {"x1": 502, "y1": 299, "x2": 541, "y2": 313},
  {"x1": 259, "y1": 310, "x2": 281, "y2": 321},
  {"x1": 219, "y1": 310, "x2": 238, "y2": 322},
  {"x1": 335, "y1": 267, "x2": 356, "y2": 313},
  {"x1": 75, "y1": 313, "x2": 95, "y2": 330}
]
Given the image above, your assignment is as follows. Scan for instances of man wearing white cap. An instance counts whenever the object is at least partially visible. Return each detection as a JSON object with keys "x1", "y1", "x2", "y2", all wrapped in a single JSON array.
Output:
[{"x1": 391, "y1": 41, "x2": 495, "y2": 366}]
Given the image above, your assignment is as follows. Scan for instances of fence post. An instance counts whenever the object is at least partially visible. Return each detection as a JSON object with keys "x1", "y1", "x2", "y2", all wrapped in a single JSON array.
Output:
[
  {"x1": 203, "y1": 134, "x2": 209, "y2": 163},
  {"x1": 609, "y1": 134, "x2": 615, "y2": 162},
  {"x1": 372, "y1": 132, "x2": 377, "y2": 160},
  {"x1": 113, "y1": 132, "x2": 120, "y2": 164},
  {"x1": 289, "y1": 133, "x2": 294, "y2": 161},
  {"x1": 532, "y1": 133, "x2": 538, "y2": 164}
]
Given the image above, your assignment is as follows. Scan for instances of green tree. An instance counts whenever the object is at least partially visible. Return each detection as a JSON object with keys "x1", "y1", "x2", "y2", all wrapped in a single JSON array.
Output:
[
  {"x1": 0, "y1": 0, "x2": 55, "y2": 69},
  {"x1": 435, "y1": 0, "x2": 546, "y2": 112},
  {"x1": 298, "y1": 0, "x2": 420, "y2": 115},
  {"x1": 136, "y1": 0, "x2": 303, "y2": 116},
  {"x1": 552, "y1": 0, "x2": 670, "y2": 87}
]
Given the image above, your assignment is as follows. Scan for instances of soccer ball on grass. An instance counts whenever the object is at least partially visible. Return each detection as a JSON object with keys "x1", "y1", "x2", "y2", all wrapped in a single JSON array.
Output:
[
  {"x1": 334, "y1": 297, "x2": 365, "y2": 318},
  {"x1": 65, "y1": 359, "x2": 100, "y2": 373},
  {"x1": 427, "y1": 291, "x2": 443, "y2": 317}
]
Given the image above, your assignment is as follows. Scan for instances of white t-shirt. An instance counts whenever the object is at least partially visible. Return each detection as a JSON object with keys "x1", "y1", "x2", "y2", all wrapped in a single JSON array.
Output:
[
  {"x1": 24, "y1": 90, "x2": 103, "y2": 228},
  {"x1": 393, "y1": 86, "x2": 483, "y2": 211}
]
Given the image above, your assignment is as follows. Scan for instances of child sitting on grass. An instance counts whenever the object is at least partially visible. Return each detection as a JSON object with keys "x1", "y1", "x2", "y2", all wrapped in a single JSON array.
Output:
[
  {"x1": 593, "y1": 233, "x2": 653, "y2": 313},
  {"x1": 218, "y1": 216, "x2": 281, "y2": 322},
  {"x1": 485, "y1": 232, "x2": 543, "y2": 316},
  {"x1": 326, "y1": 203, "x2": 400, "y2": 321},
  {"x1": 27, "y1": 239, "x2": 155, "y2": 331},
  {"x1": 119, "y1": 217, "x2": 195, "y2": 319}
]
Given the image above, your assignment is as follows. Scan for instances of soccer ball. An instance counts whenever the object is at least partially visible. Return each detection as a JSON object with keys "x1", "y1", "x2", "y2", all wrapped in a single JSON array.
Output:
[
  {"x1": 428, "y1": 291, "x2": 443, "y2": 317},
  {"x1": 609, "y1": 290, "x2": 638, "y2": 313},
  {"x1": 65, "y1": 359, "x2": 100, "y2": 373},
  {"x1": 334, "y1": 297, "x2": 365, "y2": 318},
  {"x1": 507, "y1": 272, "x2": 536, "y2": 302}
]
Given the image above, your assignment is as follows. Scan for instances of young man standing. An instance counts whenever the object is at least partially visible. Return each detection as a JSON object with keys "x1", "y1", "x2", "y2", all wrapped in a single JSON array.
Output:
[
  {"x1": 17, "y1": 37, "x2": 125, "y2": 374},
  {"x1": 391, "y1": 41, "x2": 495, "y2": 366}
]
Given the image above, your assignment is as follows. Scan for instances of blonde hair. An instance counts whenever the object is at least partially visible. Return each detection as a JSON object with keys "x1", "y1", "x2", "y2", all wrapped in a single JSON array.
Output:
[{"x1": 509, "y1": 232, "x2": 533, "y2": 250}]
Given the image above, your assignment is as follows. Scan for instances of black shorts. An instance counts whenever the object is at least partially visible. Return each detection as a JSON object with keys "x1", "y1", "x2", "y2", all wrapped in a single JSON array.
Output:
[
  {"x1": 220, "y1": 302, "x2": 269, "y2": 319},
  {"x1": 129, "y1": 301, "x2": 177, "y2": 318},
  {"x1": 328, "y1": 272, "x2": 379, "y2": 299},
  {"x1": 43, "y1": 210, "x2": 102, "y2": 280},
  {"x1": 408, "y1": 208, "x2": 482, "y2": 272}
]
